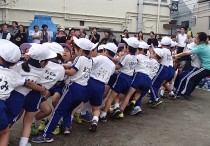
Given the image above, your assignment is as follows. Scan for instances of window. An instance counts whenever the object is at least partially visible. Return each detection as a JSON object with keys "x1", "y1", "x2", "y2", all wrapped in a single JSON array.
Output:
[
  {"x1": 80, "y1": 21, "x2": 84, "y2": 26},
  {"x1": 181, "y1": 21, "x2": 189, "y2": 29},
  {"x1": 161, "y1": 0, "x2": 167, "y2": 2}
]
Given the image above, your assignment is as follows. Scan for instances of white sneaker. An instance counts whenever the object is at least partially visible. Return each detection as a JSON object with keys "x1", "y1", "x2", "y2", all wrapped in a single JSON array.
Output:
[{"x1": 130, "y1": 107, "x2": 142, "y2": 116}]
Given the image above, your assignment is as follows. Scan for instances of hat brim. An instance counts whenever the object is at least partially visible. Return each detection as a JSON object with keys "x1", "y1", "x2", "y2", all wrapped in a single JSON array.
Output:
[
  {"x1": 91, "y1": 43, "x2": 99, "y2": 50},
  {"x1": 60, "y1": 43, "x2": 72, "y2": 52},
  {"x1": 20, "y1": 43, "x2": 32, "y2": 53},
  {"x1": 45, "y1": 50, "x2": 57, "y2": 60}
]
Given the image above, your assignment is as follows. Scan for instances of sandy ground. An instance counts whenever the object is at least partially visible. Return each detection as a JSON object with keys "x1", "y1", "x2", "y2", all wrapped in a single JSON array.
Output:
[{"x1": 9, "y1": 89, "x2": 210, "y2": 146}]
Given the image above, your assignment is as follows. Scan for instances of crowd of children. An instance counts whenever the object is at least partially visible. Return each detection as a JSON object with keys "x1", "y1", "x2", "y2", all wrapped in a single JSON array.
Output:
[{"x1": 0, "y1": 31, "x2": 210, "y2": 146}]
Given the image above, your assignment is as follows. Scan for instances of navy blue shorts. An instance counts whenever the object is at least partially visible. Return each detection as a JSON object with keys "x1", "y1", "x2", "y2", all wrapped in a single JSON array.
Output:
[
  {"x1": 84, "y1": 78, "x2": 105, "y2": 106},
  {"x1": 108, "y1": 73, "x2": 118, "y2": 88},
  {"x1": 0, "y1": 100, "x2": 8, "y2": 131},
  {"x1": 48, "y1": 81, "x2": 65, "y2": 96},
  {"x1": 5, "y1": 90, "x2": 24, "y2": 124},
  {"x1": 165, "y1": 66, "x2": 175, "y2": 82},
  {"x1": 23, "y1": 90, "x2": 43, "y2": 112},
  {"x1": 112, "y1": 73, "x2": 132, "y2": 94},
  {"x1": 131, "y1": 72, "x2": 152, "y2": 90}
]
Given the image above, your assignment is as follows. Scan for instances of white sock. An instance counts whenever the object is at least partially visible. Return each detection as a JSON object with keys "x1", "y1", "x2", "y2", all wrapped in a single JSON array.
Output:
[
  {"x1": 19, "y1": 137, "x2": 28, "y2": 146},
  {"x1": 134, "y1": 106, "x2": 140, "y2": 109},
  {"x1": 77, "y1": 102, "x2": 91, "y2": 114},
  {"x1": 92, "y1": 116, "x2": 99, "y2": 122},
  {"x1": 169, "y1": 91, "x2": 174, "y2": 95},
  {"x1": 114, "y1": 103, "x2": 119, "y2": 109},
  {"x1": 71, "y1": 115, "x2": 74, "y2": 122},
  {"x1": 100, "y1": 111, "x2": 107, "y2": 118},
  {"x1": 32, "y1": 118, "x2": 37, "y2": 123},
  {"x1": 81, "y1": 110, "x2": 87, "y2": 115},
  {"x1": 58, "y1": 118, "x2": 62, "y2": 125},
  {"x1": 119, "y1": 101, "x2": 123, "y2": 105},
  {"x1": 169, "y1": 82, "x2": 174, "y2": 90},
  {"x1": 160, "y1": 90, "x2": 165, "y2": 96}
]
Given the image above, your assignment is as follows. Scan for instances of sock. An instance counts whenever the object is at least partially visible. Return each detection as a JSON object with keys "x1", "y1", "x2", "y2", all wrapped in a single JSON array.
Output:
[
  {"x1": 114, "y1": 103, "x2": 119, "y2": 109},
  {"x1": 19, "y1": 137, "x2": 28, "y2": 146},
  {"x1": 81, "y1": 110, "x2": 87, "y2": 116},
  {"x1": 119, "y1": 101, "x2": 123, "y2": 105},
  {"x1": 160, "y1": 90, "x2": 165, "y2": 96},
  {"x1": 32, "y1": 118, "x2": 37, "y2": 123},
  {"x1": 58, "y1": 119, "x2": 62, "y2": 125},
  {"x1": 169, "y1": 82, "x2": 174, "y2": 90},
  {"x1": 43, "y1": 117, "x2": 48, "y2": 121},
  {"x1": 169, "y1": 91, "x2": 174, "y2": 95},
  {"x1": 71, "y1": 115, "x2": 74, "y2": 122},
  {"x1": 100, "y1": 111, "x2": 107, "y2": 118},
  {"x1": 92, "y1": 116, "x2": 99, "y2": 122},
  {"x1": 77, "y1": 102, "x2": 91, "y2": 114}
]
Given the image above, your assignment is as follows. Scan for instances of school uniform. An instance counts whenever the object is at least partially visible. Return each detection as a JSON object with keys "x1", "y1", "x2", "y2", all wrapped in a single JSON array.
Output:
[
  {"x1": 5, "y1": 62, "x2": 44, "y2": 124},
  {"x1": 112, "y1": 54, "x2": 138, "y2": 94},
  {"x1": 84, "y1": 55, "x2": 115, "y2": 106},
  {"x1": 23, "y1": 61, "x2": 65, "y2": 112},
  {"x1": 166, "y1": 49, "x2": 175, "y2": 82},
  {"x1": 42, "y1": 56, "x2": 93, "y2": 139},
  {"x1": 0, "y1": 64, "x2": 26, "y2": 130}
]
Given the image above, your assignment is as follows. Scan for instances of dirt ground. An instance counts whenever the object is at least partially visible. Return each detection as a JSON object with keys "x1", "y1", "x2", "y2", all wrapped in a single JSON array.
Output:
[{"x1": 9, "y1": 89, "x2": 210, "y2": 146}]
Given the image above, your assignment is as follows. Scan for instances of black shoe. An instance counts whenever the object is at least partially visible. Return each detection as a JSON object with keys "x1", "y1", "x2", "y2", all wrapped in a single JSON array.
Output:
[
  {"x1": 99, "y1": 116, "x2": 107, "y2": 123},
  {"x1": 179, "y1": 95, "x2": 191, "y2": 101},
  {"x1": 160, "y1": 94, "x2": 168, "y2": 98},
  {"x1": 124, "y1": 101, "x2": 135, "y2": 113},
  {"x1": 169, "y1": 94, "x2": 176, "y2": 99},
  {"x1": 89, "y1": 120, "x2": 98, "y2": 132},
  {"x1": 150, "y1": 99, "x2": 163, "y2": 108},
  {"x1": 110, "y1": 108, "x2": 121, "y2": 119}
]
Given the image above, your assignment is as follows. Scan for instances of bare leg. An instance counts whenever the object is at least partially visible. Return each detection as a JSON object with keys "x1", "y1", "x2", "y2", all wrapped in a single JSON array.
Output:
[
  {"x1": 120, "y1": 87, "x2": 136, "y2": 110},
  {"x1": 52, "y1": 93, "x2": 61, "y2": 108},
  {"x1": 0, "y1": 127, "x2": 10, "y2": 146},
  {"x1": 35, "y1": 101, "x2": 52, "y2": 121}
]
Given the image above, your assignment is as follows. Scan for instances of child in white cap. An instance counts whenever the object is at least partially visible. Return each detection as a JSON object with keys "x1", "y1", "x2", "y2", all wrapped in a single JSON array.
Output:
[
  {"x1": 100, "y1": 37, "x2": 138, "y2": 122},
  {"x1": 32, "y1": 37, "x2": 93, "y2": 143},
  {"x1": 0, "y1": 41, "x2": 47, "y2": 146}
]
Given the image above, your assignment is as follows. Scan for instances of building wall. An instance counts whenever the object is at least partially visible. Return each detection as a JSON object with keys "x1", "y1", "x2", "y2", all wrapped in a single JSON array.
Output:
[
  {"x1": 1, "y1": 0, "x2": 171, "y2": 34},
  {"x1": 191, "y1": 1, "x2": 210, "y2": 35}
]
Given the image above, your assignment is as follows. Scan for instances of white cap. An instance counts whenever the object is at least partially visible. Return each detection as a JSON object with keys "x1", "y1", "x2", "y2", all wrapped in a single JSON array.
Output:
[
  {"x1": 104, "y1": 43, "x2": 117, "y2": 54},
  {"x1": 139, "y1": 42, "x2": 149, "y2": 49},
  {"x1": 161, "y1": 37, "x2": 171, "y2": 46},
  {"x1": 42, "y1": 42, "x2": 64, "y2": 55},
  {"x1": 187, "y1": 42, "x2": 197, "y2": 50},
  {"x1": 0, "y1": 42, "x2": 20, "y2": 63},
  {"x1": 154, "y1": 48, "x2": 163, "y2": 58},
  {"x1": 98, "y1": 45, "x2": 106, "y2": 51},
  {"x1": 123, "y1": 37, "x2": 139, "y2": 48},
  {"x1": 171, "y1": 41, "x2": 178, "y2": 48},
  {"x1": 27, "y1": 44, "x2": 57, "y2": 61},
  {"x1": 91, "y1": 42, "x2": 99, "y2": 50},
  {"x1": 73, "y1": 37, "x2": 93, "y2": 50},
  {"x1": 0, "y1": 39, "x2": 12, "y2": 47}
]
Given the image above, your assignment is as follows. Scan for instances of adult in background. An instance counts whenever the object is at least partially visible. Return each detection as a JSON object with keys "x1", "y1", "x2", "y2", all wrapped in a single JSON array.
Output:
[
  {"x1": 176, "y1": 27, "x2": 187, "y2": 54},
  {"x1": 67, "y1": 28, "x2": 77, "y2": 40},
  {"x1": 40, "y1": 24, "x2": 51, "y2": 44},
  {"x1": 30, "y1": 25, "x2": 41, "y2": 44},
  {"x1": 0, "y1": 24, "x2": 11, "y2": 40},
  {"x1": 118, "y1": 29, "x2": 129, "y2": 43},
  {"x1": 89, "y1": 27, "x2": 100, "y2": 43},
  {"x1": 15, "y1": 25, "x2": 27, "y2": 47},
  {"x1": 147, "y1": 31, "x2": 158, "y2": 47},
  {"x1": 137, "y1": 31, "x2": 144, "y2": 42},
  {"x1": 79, "y1": 29, "x2": 88, "y2": 39},
  {"x1": 100, "y1": 30, "x2": 111, "y2": 44},
  {"x1": 55, "y1": 28, "x2": 67, "y2": 43},
  {"x1": 109, "y1": 31, "x2": 118, "y2": 46},
  {"x1": 10, "y1": 21, "x2": 19, "y2": 43}
]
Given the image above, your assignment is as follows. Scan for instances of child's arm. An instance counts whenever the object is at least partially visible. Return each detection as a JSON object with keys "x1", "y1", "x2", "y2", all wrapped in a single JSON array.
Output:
[
  {"x1": 62, "y1": 63, "x2": 72, "y2": 69},
  {"x1": 65, "y1": 68, "x2": 77, "y2": 76},
  {"x1": 24, "y1": 81, "x2": 47, "y2": 96}
]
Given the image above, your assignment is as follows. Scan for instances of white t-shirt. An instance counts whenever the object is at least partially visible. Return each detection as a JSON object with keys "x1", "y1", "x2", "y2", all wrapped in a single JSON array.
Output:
[
  {"x1": 135, "y1": 54, "x2": 150, "y2": 75},
  {"x1": 11, "y1": 62, "x2": 45, "y2": 96},
  {"x1": 148, "y1": 58, "x2": 160, "y2": 79},
  {"x1": 178, "y1": 34, "x2": 187, "y2": 47},
  {"x1": 118, "y1": 54, "x2": 138, "y2": 76},
  {"x1": 191, "y1": 54, "x2": 201, "y2": 68},
  {"x1": 38, "y1": 61, "x2": 65, "y2": 90},
  {"x1": 30, "y1": 31, "x2": 41, "y2": 44},
  {"x1": 91, "y1": 55, "x2": 115, "y2": 84},
  {"x1": 67, "y1": 56, "x2": 93, "y2": 86},
  {"x1": 160, "y1": 48, "x2": 171, "y2": 67},
  {"x1": 0, "y1": 65, "x2": 26, "y2": 100}
]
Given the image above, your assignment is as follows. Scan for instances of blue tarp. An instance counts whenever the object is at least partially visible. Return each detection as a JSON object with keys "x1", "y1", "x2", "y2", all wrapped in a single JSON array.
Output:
[{"x1": 27, "y1": 15, "x2": 58, "y2": 43}]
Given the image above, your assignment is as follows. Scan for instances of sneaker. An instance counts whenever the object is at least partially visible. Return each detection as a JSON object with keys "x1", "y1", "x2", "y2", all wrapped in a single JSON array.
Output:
[
  {"x1": 99, "y1": 116, "x2": 107, "y2": 123},
  {"x1": 63, "y1": 127, "x2": 70, "y2": 135},
  {"x1": 169, "y1": 94, "x2": 176, "y2": 99},
  {"x1": 74, "y1": 113, "x2": 82, "y2": 124},
  {"x1": 146, "y1": 100, "x2": 153, "y2": 106},
  {"x1": 124, "y1": 100, "x2": 136, "y2": 113},
  {"x1": 81, "y1": 111, "x2": 92, "y2": 122},
  {"x1": 89, "y1": 120, "x2": 98, "y2": 132},
  {"x1": 31, "y1": 136, "x2": 54, "y2": 143},
  {"x1": 160, "y1": 94, "x2": 168, "y2": 98},
  {"x1": 179, "y1": 95, "x2": 191, "y2": 101},
  {"x1": 130, "y1": 107, "x2": 142, "y2": 116},
  {"x1": 150, "y1": 99, "x2": 163, "y2": 108},
  {"x1": 108, "y1": 105, "x2": 114, "y2": 114},
  {"x1": 31, "y1": 123, "x2": 39, "y2": 135},
  {"x1": 52, "y1": 125, "x2": 61, "y2": 135},
  {"x1": 110, "y1": 108, "x2": 121, "y2": 119},
  {"x1": 116, "y1": 113, "x2": 124, "y2": 119},
  {"x1": 38, "y1": 120, "x2": 47, "y2": 131}
]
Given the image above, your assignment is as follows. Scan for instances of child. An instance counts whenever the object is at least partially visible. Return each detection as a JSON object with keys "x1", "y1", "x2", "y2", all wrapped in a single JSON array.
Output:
[
  {"x1": 0, "y1": 41, "x2": 47, "y2": 146},
  {"x1": 81, "y1": 43, "x2": 116, "y2": 131},
  {"x1": 32, "y1": 37, "x2": 93, "y2": 143},
  {"x1": 100, "y1": 37, "x2": 139, "y2": 122},
  {"x1": 110, "y1": 42, "x2": 152, "y2": 118}
]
